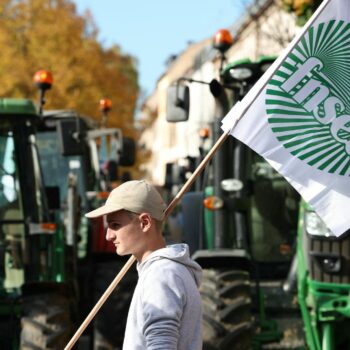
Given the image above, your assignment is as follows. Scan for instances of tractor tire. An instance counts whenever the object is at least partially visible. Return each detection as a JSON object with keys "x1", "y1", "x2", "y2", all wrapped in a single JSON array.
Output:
[
  {"x1": 20, "y1": 294, "x2": 73, "y2": 350},
  {"x1": 93, "y1": 260, "x2": 137, "y2": 350},
  {"x1": 201, "y1": 269, "x2": 254, "y2": 350}
]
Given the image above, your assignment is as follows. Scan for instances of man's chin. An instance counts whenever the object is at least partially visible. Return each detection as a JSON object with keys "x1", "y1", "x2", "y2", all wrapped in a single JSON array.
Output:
[{"x1": 116, "y1": 247, "x2": 129, "y2": 256}]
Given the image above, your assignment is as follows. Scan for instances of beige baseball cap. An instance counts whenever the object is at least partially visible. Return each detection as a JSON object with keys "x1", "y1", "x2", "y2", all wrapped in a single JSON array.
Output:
[{"x1": 85, "y1": 180, "x2": 166, "y2": 221}]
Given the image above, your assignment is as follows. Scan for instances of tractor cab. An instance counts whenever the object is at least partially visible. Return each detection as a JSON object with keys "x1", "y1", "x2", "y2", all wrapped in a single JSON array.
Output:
[{"x1": 0, "y1": 98, "x2": 66, "y2": 348}]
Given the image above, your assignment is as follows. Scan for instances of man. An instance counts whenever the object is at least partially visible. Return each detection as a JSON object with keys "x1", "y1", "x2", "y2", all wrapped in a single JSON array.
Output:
[{"x1": 85, "y1": 180, "x2": 202, "y2": 350}]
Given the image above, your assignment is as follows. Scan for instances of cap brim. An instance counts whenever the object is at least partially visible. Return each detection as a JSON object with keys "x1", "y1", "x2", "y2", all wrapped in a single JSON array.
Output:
[{"x1": 85, "y1": 205, "x2": 124, "y2": 218}]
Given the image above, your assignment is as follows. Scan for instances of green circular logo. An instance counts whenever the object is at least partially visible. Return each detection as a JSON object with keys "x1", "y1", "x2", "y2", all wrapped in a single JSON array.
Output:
[{"x1": 266, "y1": 20, "x2": 350, "y2": 175}]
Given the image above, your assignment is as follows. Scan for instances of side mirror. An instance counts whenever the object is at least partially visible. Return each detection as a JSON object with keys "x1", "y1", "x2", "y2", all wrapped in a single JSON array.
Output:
[
  {"x1": 119, "y1": 137, "x2": 136, "y2": 166},
  {"x1": 166, "y1": 84, "x2": 190, "y2": 122},
  {"x1": 57, "y1": 119, "x2": 85, "y2": 156}
]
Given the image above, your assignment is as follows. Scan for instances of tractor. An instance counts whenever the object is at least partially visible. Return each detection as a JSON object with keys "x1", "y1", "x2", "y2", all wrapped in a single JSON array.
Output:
[
  {"x1": 33, "y1": 82, "x2": 137, "y2": 349},
  {"x1": 0, "y1": 97, "x2": 75, "y2": 349},
  {"x1": 166, "y1": 30, "x2": 305, "y2": 349},
  {"x1": 297, "y1": 200, "x2": 350, "y2": 350}
]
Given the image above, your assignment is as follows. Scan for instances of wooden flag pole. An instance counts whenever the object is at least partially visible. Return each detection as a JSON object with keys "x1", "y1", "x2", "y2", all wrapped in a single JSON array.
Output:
[
  {"x1": 64, "y1": 254, "x2": 137, "y2": 350},
  {"x1": 64, "y1": 129, "x2": 230, "y2": 350}
]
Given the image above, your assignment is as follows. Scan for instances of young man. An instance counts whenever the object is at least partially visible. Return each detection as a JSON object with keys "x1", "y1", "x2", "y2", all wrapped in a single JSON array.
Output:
[{"x1": 85, "y1": 180, "x2": 203, "y2": 350}]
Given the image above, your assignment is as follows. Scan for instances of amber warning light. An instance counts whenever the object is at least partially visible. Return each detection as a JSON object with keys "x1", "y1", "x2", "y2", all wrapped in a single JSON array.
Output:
[
  {"x1": 33, "y1": 70, "x2": 53, "y2": 90},
  {"x1": 213, "y1": 29, "x2": 233, "y2": 53},
  {"x1": 199, "y1": 127, "x2": 210, "y2": 139},
  {"x1": 99, "y1": 98, "x2": 112, "y2": 113},
  {"x1": 203, "y1": 196, "x2": 224, "y2": 211}
]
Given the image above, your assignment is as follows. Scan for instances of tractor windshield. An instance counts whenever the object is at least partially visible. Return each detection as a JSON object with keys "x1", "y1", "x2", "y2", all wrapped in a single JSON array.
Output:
[
  {"x1": 0, "y1": 118, "x2": 50, "y2": 290},
  {"x1": 0, "y1": 128, "x2": 25, "y2": 290},
  {"x1": 36, "y1": 131, "x2": 88, "y2": 210},
  {"x1": 0, "y1": 131, "x2": 23, "y2": 220}
]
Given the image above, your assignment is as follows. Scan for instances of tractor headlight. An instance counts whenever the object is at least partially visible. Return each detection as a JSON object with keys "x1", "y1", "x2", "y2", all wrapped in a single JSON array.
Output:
[
  {"x1": 221, "y1": 178, "x2": 243, "y2": 192},
  {"x1": 228, "y1": 67, "x2": 253, "y2": 81},
  {"x1": 305, "y1": 211, "x2": 336, "y2": 238}
]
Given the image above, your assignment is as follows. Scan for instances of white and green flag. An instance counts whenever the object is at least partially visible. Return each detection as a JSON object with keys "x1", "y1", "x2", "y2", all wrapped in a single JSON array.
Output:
[{"x1": 221, "y1": 0, "x2": 350, "y2": 236}]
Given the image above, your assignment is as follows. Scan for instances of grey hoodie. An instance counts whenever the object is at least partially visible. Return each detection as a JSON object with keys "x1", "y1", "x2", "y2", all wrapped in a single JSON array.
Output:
[{"x1": 123, "y1": 244, "x2": 203, "y2": 350}]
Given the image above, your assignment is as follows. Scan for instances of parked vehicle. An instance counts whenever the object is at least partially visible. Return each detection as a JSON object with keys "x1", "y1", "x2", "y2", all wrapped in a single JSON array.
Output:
[
  {"x1": 166, "y1": 30, "x2": 305, "y2": 349},
  {"x1": 35, "y1": 92, "x2": 137, "y2": 349},
  {"x1": 297, "y1": 200, "x2": 350, "y2": 350},
  {"x1": 0, "y1": 97, "x2": 74, "y2": 349}
]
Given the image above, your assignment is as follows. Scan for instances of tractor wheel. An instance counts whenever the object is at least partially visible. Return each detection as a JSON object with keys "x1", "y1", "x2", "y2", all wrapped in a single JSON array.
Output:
[
  {"x1": 20, "y1": 295, "x2": 72, "y2": 350},
  {"x1": 201, "y1": 269, "x2": 254, "y2": 350},
  {"x1": 93, "y1": 260, "x2": 137, "y2": 350}
]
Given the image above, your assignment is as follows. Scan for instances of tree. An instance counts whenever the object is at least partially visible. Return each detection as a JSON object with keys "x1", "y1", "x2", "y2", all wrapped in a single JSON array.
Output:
[
  {"x1": 280, "y1": 0, "x2": 323, "y2": 25},
  {"x1": 0, "y1": 0, "x2": 139, "y2": 130}
]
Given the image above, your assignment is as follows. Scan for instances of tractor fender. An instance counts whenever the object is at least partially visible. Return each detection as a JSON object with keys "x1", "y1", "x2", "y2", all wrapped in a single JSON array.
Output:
[{"x1": 192, "y1": 249, "x2": 251, "y2": 270}]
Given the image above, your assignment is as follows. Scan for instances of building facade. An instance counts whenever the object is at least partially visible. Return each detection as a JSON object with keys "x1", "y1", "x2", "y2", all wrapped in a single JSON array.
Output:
[{"x1": 140, "y1": 0, "x2": 298, "y2": 186}]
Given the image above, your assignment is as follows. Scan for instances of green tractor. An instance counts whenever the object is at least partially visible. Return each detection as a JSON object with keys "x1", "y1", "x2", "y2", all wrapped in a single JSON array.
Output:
[
  {"x1": 166, "y1": 30, "x2": 305, "y2": 349},
  {"x1": 0, "y1": 98, "x2": 75, "y2": 349},
  {"x1": 297, "y1": 201, "x2": 350, "y2": 350}
]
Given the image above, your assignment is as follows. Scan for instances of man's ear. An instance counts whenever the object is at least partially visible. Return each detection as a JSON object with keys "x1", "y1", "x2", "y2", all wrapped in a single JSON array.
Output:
[{"x1": 139, "y1": 213, "x2": 152, "y2": 231}]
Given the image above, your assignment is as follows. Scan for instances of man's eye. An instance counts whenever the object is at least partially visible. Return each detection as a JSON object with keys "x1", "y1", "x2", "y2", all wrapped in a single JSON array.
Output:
[{"x1": 111, "y1": 223, "x2": 119, "y2": 230}]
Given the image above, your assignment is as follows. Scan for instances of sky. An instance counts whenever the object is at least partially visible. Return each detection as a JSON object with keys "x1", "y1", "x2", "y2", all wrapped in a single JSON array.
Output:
[{"x1": 74, "y1": 0, "x2": 249, "y2": 95}]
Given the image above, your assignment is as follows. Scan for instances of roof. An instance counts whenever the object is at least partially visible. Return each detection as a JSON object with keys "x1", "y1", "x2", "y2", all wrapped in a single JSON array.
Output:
[
  {"x1": 42, "y1": 109, "x2": 98, "y2": 129},
  {"x1": 0, "y1": 98, "x2": 38, "y2": 116}
]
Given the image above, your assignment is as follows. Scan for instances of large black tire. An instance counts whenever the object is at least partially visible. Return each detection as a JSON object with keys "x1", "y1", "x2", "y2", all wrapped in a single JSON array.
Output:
[
  {"x1": 201, "y1": 269, "x2": 253, "y2": 350},
  {"x1": 93, "y1": 260, "x2": 137, "y2": 350},
  {"x1": 20, "y1": 295, "x2": 73, "y2": 350}
]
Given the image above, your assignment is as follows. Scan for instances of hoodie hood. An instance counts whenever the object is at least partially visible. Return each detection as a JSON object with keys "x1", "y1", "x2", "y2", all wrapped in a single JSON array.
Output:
[{"x1": 137, "y1": 243, "x2": 202, "y2": 287}]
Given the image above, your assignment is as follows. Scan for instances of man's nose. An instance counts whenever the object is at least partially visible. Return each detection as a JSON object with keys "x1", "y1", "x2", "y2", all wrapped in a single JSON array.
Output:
[{"x1": 106, "y1": 228, "x2": 115, "y2": 241}]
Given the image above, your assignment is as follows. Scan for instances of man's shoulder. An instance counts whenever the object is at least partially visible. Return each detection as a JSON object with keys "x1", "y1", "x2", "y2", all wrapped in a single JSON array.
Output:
[
  {"x1": 146, "y1": 257, "x2": 187, "y2": 272},
  {"x1": 142, "y1": 258, "x2": 192, "y2": 282}
]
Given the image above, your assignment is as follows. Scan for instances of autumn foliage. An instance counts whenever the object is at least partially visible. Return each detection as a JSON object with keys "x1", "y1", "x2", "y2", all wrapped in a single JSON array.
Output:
[
  {"x1": 0, "y1": 0, "x2": 139, "y2": 130},
  {"x1": 280, "y1": 0, "x2": 323, "y2": 25}
]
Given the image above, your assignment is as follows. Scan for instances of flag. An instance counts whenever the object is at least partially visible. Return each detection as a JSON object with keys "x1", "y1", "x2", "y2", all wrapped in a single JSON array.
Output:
[{"x1": 221, "y1": 0, "x2": 350, "y2": 236}]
